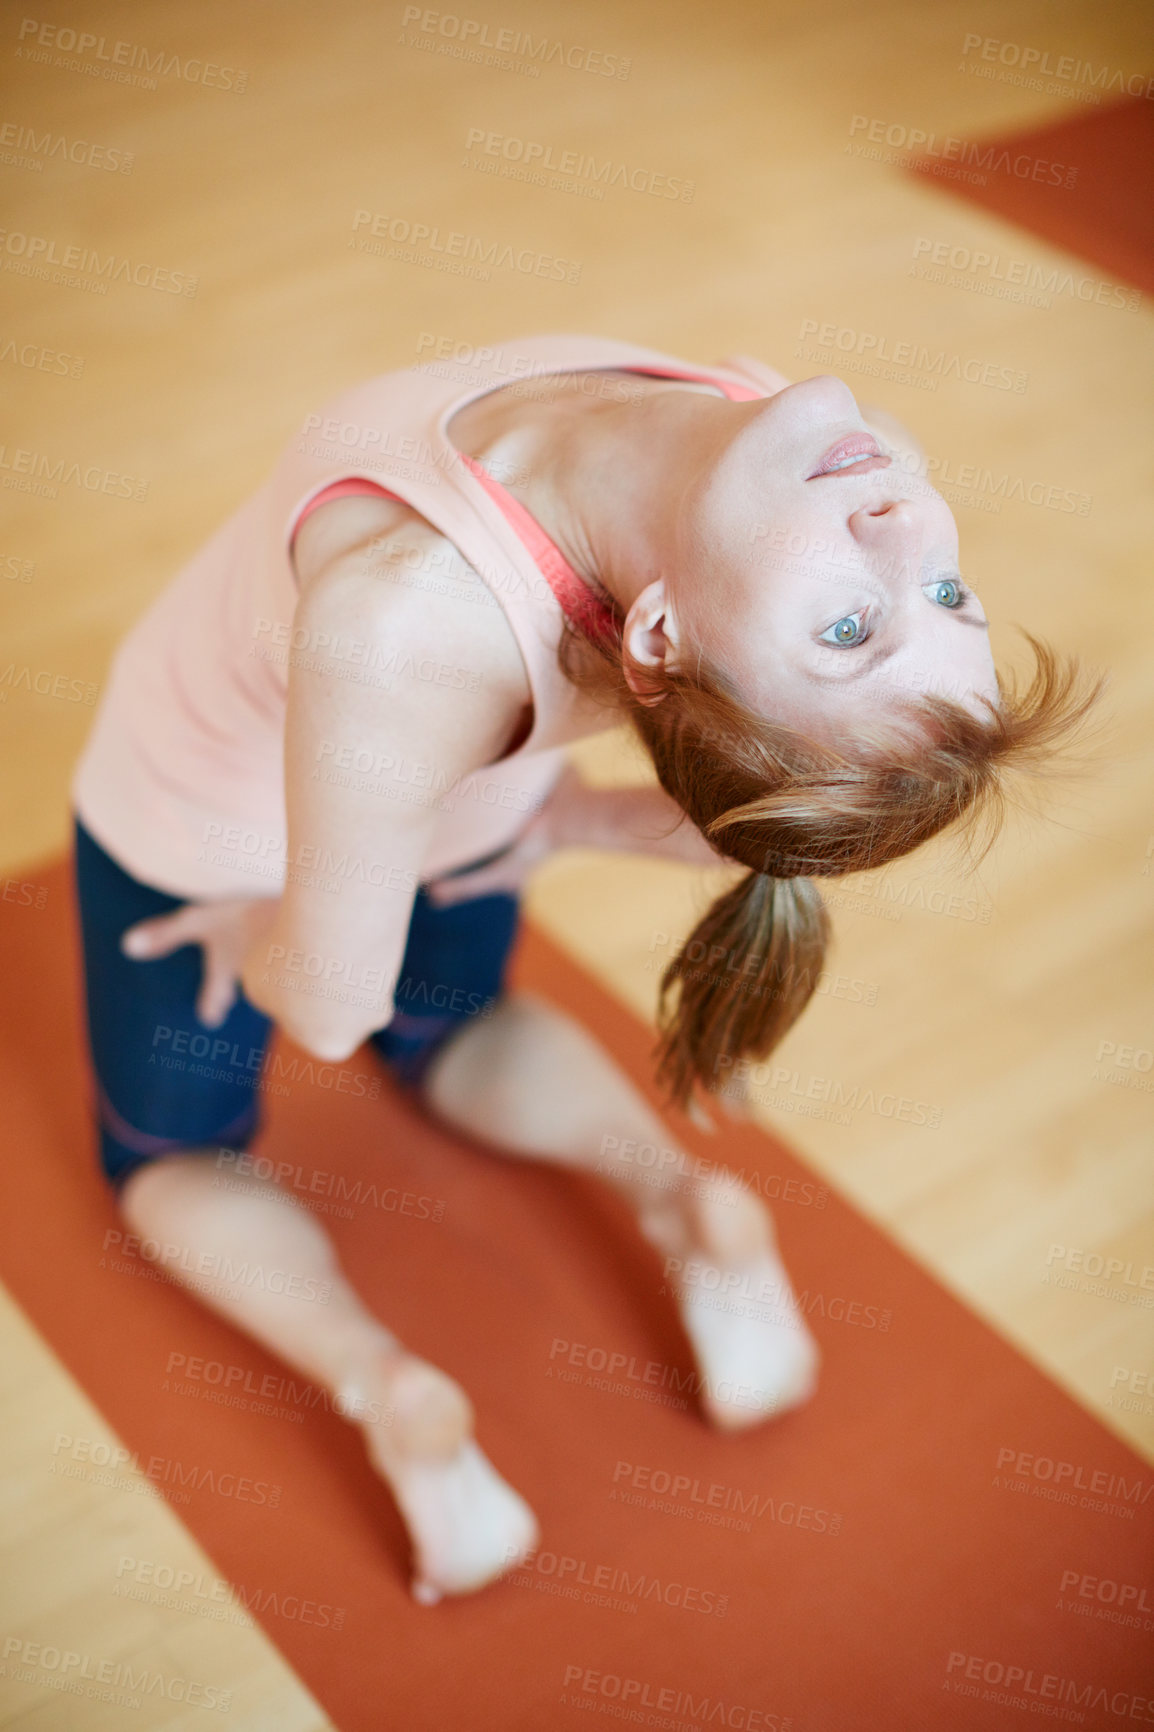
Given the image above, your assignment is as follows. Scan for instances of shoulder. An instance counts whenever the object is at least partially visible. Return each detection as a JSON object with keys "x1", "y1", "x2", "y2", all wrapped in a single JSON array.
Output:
[{"x1": 289, "y1": 494, "x2": 532, "y2": 765}]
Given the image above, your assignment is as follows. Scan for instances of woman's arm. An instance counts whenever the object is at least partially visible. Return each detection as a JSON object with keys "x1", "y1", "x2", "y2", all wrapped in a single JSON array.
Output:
[
  {"x1": 240, "y1": 524, "x2": 532, "y2": 1059},
  {"x1": 425, "y1": 766, "x2": 727, "y2": 906},
  {"x1": 549, "y1": 773, "x2": 722, "y2": 867}
]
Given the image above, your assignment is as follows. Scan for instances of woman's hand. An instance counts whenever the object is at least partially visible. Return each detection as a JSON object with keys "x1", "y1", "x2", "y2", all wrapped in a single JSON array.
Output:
[{"x1": 121, "y1": 897, "x2": 282, "y2": 1027}]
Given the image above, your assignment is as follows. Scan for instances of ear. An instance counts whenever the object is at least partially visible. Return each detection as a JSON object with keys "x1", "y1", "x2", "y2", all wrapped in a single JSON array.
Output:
[{"x1": 622, "y1": 579, "x2": 679, "y2": 707}]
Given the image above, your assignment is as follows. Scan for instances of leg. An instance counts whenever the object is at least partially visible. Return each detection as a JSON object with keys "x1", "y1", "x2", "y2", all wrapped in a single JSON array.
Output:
[
  {"x1": 71, "y1": 820, "x2": 535, "y2": 1603},
  {"x1": 120, "y1": 1151, "x2": 538, "y2": 1602},
  {"x1": 422, "y1": 989, "x2": 819, "y2": 1428}
]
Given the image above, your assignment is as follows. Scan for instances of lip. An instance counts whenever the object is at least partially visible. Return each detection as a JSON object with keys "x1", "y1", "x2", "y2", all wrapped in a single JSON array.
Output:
[{"x1": 807, "y1": 434, "x2": 890, "y2": 480}]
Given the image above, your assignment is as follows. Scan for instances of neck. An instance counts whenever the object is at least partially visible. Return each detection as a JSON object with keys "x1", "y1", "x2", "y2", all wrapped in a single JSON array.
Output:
[{"x1": 480, "y1": 384, "x2": 741, "y2": 615}]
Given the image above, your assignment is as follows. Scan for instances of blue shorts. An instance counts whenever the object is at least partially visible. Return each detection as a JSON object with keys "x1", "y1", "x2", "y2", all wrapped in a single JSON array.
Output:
[{"x1": 72, "y1": 817, "x2": 520, "y2": 1190}]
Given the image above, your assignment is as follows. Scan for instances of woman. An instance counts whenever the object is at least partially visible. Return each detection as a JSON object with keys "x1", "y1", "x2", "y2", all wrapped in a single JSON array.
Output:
[{"x1": 71, "y1": 333, "x2": 1092, "y2": 1604}]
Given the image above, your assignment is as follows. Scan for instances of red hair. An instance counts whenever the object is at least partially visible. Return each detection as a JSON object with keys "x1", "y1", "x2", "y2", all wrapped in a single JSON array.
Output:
[{"x1": 560, "y1": 622, "x2": 1103, "y2": 1109}]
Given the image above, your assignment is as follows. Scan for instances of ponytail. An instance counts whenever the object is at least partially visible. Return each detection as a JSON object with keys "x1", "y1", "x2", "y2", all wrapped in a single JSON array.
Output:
[
  {"x1": 655, "y1": 870, "x2": 828, "y2": 1108},
  {"x1": 559, "y1": 619, "x2": 1103, "y2": 1110}
]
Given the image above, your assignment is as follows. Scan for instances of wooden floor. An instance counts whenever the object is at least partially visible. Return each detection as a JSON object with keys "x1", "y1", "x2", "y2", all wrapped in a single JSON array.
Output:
[{"x1": 1, "y1": 0, "x2": 1151, "y2": 1724}]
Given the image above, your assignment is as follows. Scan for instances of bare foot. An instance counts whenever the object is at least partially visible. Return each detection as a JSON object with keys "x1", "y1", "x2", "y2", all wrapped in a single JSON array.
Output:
[
  {"x1": 641, "y1": 1179, "x2": 820, "y2": 1430},
  {"x1": 337, "y1": 1343, "x2": 539, "y2": 1603}
]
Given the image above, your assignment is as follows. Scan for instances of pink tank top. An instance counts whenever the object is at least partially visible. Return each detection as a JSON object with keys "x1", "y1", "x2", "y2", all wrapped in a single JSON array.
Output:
[
  {"x1": 72, "y1": 336, "x2": 783, "y2": 898},
  {"x1": 292, "y1": 462, "x2": 624, "y2": 651}
]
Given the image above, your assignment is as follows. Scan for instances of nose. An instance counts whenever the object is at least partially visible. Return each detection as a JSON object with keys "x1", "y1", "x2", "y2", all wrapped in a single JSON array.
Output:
[{"x1": 847, "y1": 496, "x2": 919, "y2": 543}]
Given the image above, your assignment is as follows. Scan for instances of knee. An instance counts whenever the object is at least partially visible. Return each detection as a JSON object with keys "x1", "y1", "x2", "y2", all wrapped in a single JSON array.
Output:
[
  {"x1": 117, "y1": 1153, "x2": 189, "y2": 1233},
  {"x1": 485, "y1": 989, "x2": 590, "y2": 1060},
  {"x1": 117, "y1": 1149, "x2": 225, "y2": 1235},
  {"x1": 426, "y1": 989, "x2": 556, "y2": 1087}
]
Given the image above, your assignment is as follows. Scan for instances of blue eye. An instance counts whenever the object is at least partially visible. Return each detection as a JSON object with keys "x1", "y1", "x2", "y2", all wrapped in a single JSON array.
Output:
[
  {"x1": 819, "y1": 611, "x2": 868, "y2": 647},
  {"x1": 926, "y1": 577, "x2": 966, "y2": 608}
]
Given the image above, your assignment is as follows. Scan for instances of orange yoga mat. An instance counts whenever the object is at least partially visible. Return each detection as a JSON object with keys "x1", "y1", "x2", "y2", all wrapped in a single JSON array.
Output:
[
  {"x1": 910, "y1": 93, "x2": 1154, "y2": 294},
  {"x1": 1, "y1": 857, "x2": 1152, "y2": 1731}
]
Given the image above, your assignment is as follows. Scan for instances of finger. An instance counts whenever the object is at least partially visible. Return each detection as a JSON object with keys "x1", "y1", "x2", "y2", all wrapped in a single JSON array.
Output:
[
  {"x1": 121, "y1": 908, "x2": 200, "y2": 960},
  {"x1": 196, "y1": 961, "x2": 238, "y2": 1029}
]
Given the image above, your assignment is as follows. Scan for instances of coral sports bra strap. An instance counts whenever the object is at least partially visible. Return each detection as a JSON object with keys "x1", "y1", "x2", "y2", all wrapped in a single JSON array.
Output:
[
  {"x1": 454, "y1": 363, "x2": 762, "y2": 641},
  {"x1": 456, "y1": 453, "x2": 622, "y2": 647},
  {"x1": 291, "y1": 360, "x2": 764, "y2": 645}
]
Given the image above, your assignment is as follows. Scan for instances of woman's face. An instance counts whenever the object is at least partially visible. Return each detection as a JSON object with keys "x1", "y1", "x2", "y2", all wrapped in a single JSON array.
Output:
[{"x1": 671, "y1": 376, "x2": 1000, "y2": 735}]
